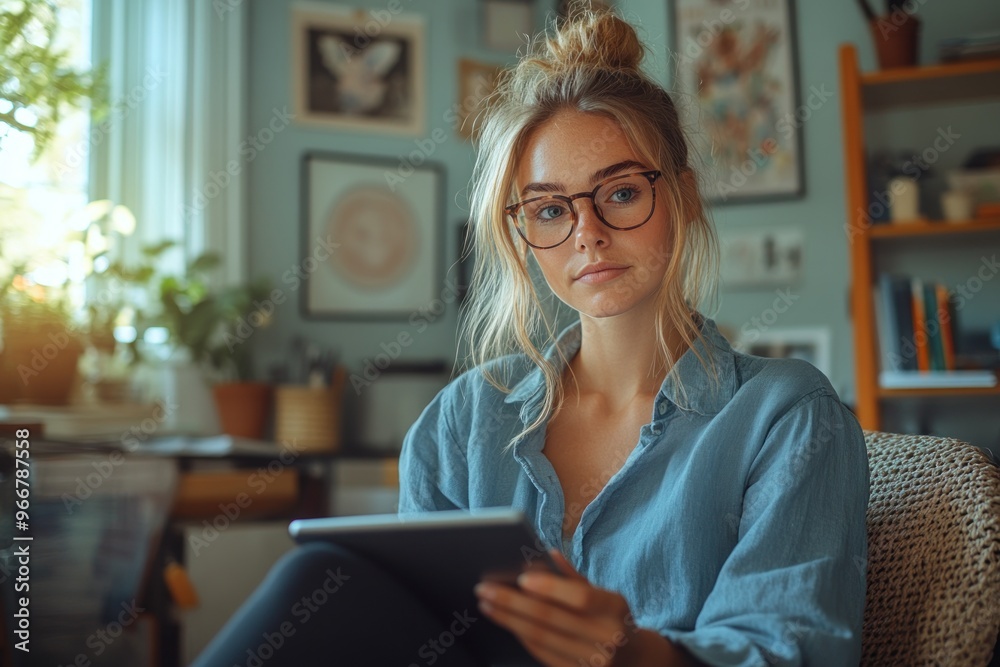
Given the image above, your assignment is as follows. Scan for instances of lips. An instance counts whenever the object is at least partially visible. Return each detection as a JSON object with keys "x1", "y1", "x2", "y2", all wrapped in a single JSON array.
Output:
[{"x1": 574, "y1": 262, "x2": 629, "y2": 282}]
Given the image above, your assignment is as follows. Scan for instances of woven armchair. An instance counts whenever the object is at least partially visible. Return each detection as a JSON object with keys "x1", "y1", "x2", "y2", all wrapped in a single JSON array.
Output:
[{"x1": 862, "y1": 431, "x2": 1000, "y2": 666}]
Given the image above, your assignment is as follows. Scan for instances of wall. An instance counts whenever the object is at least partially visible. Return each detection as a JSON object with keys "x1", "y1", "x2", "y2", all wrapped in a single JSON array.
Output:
[{"x1": 245, "y1": 0, "x2": 1000, "y2": 444}]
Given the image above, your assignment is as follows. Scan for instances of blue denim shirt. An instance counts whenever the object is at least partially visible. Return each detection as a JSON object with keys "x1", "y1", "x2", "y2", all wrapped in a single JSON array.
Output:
[{"x1": 398, "y1": 317, "x2": 869, "y2": 666}]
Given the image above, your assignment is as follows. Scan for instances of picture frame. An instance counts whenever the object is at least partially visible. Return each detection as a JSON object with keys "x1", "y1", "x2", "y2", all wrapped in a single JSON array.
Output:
[
  {"x1": 738, "y1": 326, "x2": 832, "y2": 379},
  {"x1": 719, "y1": 227, "x2": 804, "y2": 290},
  {"x1": 291, "y1": 3, "x2": 426, "y2": 135},
  {"x1": 301, "y1": 152, "x2": 444, "y2": 320},
  {"x1": 671, "y1": 0, "x2": 804, "y2": 204},
  {"x1": 481, "y1": 0, "x2": 534, "y2": 52},
  {"x1": 457, "y1": 59, "x2": 502, "y2": 141}
]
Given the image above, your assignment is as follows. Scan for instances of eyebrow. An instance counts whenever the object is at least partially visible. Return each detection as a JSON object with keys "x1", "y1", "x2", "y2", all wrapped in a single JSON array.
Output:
[{"x1": 519, "y1": 160, "x2": 648, "y2": 197}]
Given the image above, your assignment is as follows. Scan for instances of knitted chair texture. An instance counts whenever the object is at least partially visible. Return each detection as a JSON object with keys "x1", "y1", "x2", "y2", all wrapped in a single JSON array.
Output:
[{"x1": 862, "y1": 431, "x2": 1000, "y2": 666}]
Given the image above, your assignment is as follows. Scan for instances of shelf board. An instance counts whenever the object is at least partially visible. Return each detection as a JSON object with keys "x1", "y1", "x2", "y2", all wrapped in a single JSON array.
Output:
[
  {"x1": 860, "y1": 57, "x2": 1000, "y2": 110},
  {"x1": 868, "y1": 217, "x2": 1000, "y2": 239},
  {"x1": 878, "y1": 384, "x2": 1000, "y2": 399}
]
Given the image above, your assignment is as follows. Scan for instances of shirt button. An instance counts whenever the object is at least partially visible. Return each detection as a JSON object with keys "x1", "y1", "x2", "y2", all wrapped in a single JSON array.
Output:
[{"x1": 658, "y1": 403, "x2": 667, "y2": 415}]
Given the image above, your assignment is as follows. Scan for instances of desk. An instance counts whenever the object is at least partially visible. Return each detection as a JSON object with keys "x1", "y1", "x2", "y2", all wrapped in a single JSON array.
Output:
[{"x1": 0, "y1": 428, "x2": 398, "y2": 667}]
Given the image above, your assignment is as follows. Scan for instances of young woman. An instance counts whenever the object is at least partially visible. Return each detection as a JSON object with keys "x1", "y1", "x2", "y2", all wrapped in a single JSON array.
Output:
[{"x1": 193, "y1": 8, "x2": 868, "y2": 667}]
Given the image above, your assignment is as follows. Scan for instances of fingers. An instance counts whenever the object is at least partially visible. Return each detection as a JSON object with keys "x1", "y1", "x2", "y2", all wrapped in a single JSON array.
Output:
[
  {"x1": 482, "y1": 603, "x2": 600, "y2": 667},
  {"x1": 477, "y1": 582, "x2": 606, "y2": 639},
  {"x1": 476, "y1": 584, "x2": 627, "y2": 667},
  {"x1": 517, "y1": 570, "x2": 626, "y2": 616}
]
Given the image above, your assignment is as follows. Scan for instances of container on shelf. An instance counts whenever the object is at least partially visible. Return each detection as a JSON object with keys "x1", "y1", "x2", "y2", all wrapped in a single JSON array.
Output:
[{"x1": 274, "y1": 368, "x2": 346, "y2": 452}]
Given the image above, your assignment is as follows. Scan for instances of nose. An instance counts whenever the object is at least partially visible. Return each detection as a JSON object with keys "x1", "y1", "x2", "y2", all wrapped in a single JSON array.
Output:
[{"x1": 573, "y1": 198, "x2": 610, "y2": 251}]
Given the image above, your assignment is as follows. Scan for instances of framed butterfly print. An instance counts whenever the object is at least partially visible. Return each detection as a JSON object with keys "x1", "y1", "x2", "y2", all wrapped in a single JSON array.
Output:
[{"x1": 291, "y1": 3, "x2": 426, "y2": 135}]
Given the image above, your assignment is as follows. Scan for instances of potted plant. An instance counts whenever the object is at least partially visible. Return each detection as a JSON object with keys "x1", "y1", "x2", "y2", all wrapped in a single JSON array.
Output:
[
  {"x1": 0, "y1": 267, "x2": 84, "y2": 405},
  {"x1": 154, "y1": 252, "x2": 274, "y2": 438}
]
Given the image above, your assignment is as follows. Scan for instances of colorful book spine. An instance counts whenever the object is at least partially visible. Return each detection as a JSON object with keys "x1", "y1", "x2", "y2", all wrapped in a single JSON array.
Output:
[
  {"x1": 923, "y1": 282, "x2": 945, "y2": 371},
  {"x1": 910, "y1": 278, "x2": 931, "y2": 372},
  {"x1": 936, "y1": 283, "x2": 956, "y2": 371}
]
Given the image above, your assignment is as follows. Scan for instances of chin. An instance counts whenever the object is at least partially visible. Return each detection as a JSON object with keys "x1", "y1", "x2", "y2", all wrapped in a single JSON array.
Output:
[
  {"x1": 563, "y1": 282, "x2": 661, "y2": 320},
  {"x1": 562, "y1": 293, "x2": 642, "y2": 319}
]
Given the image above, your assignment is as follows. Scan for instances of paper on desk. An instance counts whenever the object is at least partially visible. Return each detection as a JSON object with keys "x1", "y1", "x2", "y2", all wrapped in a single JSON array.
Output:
[{"x1": 138, "y1": 434, "x2": 286, "y2": 457}]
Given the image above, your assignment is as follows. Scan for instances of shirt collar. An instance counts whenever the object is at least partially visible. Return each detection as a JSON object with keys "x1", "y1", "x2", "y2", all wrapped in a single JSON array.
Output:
[{"x1": 503, "y1": 315, "x2": 738, "y2": 418}]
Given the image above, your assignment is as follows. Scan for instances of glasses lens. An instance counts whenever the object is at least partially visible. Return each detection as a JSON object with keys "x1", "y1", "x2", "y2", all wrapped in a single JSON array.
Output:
[
  {"x1": 594, "y1": 173, "x2": 654, "y2": 230},
  {"x1": 516, "y1": 198, "x2": 574, "y2": 248}
]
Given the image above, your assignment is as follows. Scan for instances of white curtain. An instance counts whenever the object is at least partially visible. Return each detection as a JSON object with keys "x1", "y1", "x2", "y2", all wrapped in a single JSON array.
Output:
[{"x1": 89, "y1": 0, "x2": 247, "y2": 284}]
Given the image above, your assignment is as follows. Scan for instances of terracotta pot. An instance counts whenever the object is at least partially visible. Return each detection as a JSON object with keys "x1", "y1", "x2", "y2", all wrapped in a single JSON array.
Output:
[
  {"x1": 869, "y1": 13, "x2": 920, "y2": 69},
  {"x1": 213, "y1": 382, "x2": 272, "y2": 439},
  {"x1": 0, "y1": 328, "x2": 82, "y2": 405}
]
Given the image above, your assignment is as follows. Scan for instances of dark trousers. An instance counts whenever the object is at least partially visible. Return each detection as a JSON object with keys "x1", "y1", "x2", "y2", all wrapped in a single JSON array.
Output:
[{"x1": 191, "y1": 542, "x2": 487, "y2": 667}]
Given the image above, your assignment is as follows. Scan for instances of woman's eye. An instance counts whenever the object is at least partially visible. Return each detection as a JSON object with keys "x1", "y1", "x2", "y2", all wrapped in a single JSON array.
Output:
[
  {"x1": 535, "y1": 205, "x2": 566, "y2": 221},
  {"x1": 609, "y1": 187, "x2": 637, "y2": 203}
]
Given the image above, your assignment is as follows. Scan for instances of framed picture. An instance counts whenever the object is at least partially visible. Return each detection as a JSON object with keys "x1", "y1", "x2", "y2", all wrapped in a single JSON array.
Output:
[
  {"x1": 738, "y1": 326, "x2": 831, "y2": 379},
  {"x1": 671, "y1": 0, "x2": 804, "y2": 204},
  {"x1": 291, "y1": 3, "x2": 426, "y2": 135},
  {"x1": 481, "y1": 0, "x2": 534, "y2": 52},
  {"x1": 301, "y1": 152, "x2": 444, "y2": 319},
  {"x1": 719, "y1": 227, "x2": 803, "y2": 290},
  {"x1": 457, "y1": 59, "x2": 502, "y2": 141}
]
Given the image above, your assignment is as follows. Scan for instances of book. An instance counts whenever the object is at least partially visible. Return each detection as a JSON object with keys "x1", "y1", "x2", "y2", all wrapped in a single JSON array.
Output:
[
  {"x1": 922, "y1": 282, "x2": 945, "y2": 371},
  {"x1": 874, "y1": 278, "x2": 900, "y2": 372},
  {"x1": 935, "y1": 283, "x2": 956, "y2": 371},
  {"x1": 889, "y1": 276, "x2": 917, "y2": 371},
  {"x1": 879, "y1": 370, "x2": 998, "y2": 389},
  {"x1": 910, "y1": 277, "x2": 931, "y2": 372}
]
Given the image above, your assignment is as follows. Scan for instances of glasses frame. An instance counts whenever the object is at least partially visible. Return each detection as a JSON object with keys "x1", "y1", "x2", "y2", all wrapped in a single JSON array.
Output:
[{"x1": 505, "y1": 169, "x2": 662, "y2": 250}]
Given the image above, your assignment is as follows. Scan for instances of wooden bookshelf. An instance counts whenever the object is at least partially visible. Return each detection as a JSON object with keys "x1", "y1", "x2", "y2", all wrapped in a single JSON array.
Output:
[
  {"x1": 878, "y1": 384, "x2": 1000, "y2": 399},
  {"x1": 859, "y1": 56, "x2": 1000, "y2": 110},
  {"x1": 839, "y1": 44, "x2": 1000, "y2": 430},
  {"x1": 869, "y1": 217, "x2": 1000, "y2": 239}
]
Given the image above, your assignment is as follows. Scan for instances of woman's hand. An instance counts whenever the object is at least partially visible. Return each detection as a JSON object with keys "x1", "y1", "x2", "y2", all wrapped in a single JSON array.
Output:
[{"x1": 473, "y1": 549, "x2": 690, "y2": 666}]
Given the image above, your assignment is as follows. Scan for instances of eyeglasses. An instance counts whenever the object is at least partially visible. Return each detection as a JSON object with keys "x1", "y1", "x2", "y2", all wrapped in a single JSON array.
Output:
[{"x1": 506, "y1": 170, "x2": 661, "y2": 250}]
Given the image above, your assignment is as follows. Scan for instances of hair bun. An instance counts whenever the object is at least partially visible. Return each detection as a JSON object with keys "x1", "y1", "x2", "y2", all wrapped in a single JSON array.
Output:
[{"x1": 545, "y1": 9, "x2": 645, "y2": 74}]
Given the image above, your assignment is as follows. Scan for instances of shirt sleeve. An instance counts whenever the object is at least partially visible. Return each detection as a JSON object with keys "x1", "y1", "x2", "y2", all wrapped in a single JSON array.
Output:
[
  {"x1": 397, "y1": 384, "x2": 471, "y2": 514},
  {"x1": 662, "y1": 390, "x2": 870, "y2": 667}
]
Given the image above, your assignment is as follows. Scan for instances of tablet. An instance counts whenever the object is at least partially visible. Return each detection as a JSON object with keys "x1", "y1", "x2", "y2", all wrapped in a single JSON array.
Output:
[{"x1": 288, "y1": 507, "x2": 560, "y2": 666}]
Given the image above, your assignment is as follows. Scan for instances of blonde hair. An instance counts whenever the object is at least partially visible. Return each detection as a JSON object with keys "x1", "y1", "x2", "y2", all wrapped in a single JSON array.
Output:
[{"x1": 459, "y1": 7, "x2": 720, "y2": 451}]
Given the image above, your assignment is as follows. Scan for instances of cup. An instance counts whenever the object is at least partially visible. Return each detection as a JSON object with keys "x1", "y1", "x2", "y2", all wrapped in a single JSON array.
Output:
[
  {"x1": 940, "y1": 190, "x2": 974, "y2": 222},
  {"x1": 889, "y1": 177, "x2": 920, "y2": 222}
]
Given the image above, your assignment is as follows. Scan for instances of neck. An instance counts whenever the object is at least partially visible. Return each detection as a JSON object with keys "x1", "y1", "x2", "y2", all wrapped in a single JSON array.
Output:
[{"x1": 566, "y1": 307, "x2": 693, "y2": 411}]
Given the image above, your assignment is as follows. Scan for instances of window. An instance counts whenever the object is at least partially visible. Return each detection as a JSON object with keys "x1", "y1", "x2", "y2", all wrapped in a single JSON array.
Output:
[{"x1": 0, "y1": 0, "x2": 94, "y2": 293}]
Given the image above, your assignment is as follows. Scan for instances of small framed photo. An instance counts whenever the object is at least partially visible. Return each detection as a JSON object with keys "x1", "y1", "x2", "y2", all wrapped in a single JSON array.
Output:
[
  {"x1": 291, "y1": 3, "x2": 426, "y2": 135},
  {"x1": 671, "y1": 0, "x2": 804, "y2": 204},
  {"x1": 301, "y1": 152, "x2": 444, "y2": 320},
  {"x1": 481, "y1": 0, "x2": 534, "y2": 52},
  {"x1": 457, "y1": 59, "x2": 502, "y2": 141},
  {"x1": 738, "y1": 326, "x2": 832, "y2": 379},
  {"x1": 719, "y1": 227, "x2": 803, "y2": 290}
]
